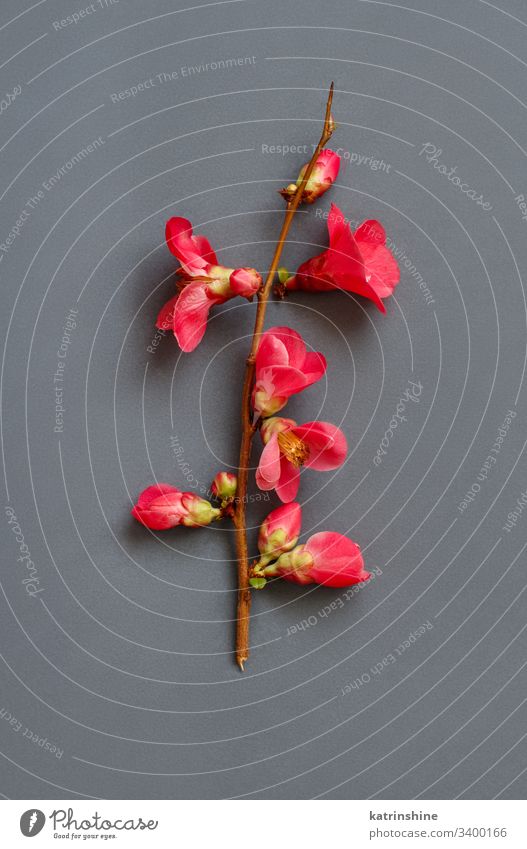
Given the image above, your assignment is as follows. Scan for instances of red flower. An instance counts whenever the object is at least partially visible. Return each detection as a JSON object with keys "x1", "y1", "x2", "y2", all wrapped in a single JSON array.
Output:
[
  {"x1": 265, "y1": 532, "x2": 370, "y2": 587},
  {"x1": 131, "y1": 484, "x2": 220, "y2": 530},
  {"x1": 252, "y1": 326, "x2": 326, "y2": 418},
  {"x1": 157, "y1": 217, "x2": 261, "y2": 352},
  {"x1": 285, "y1": 203, "x2": 400, "y2": 311},
  {"x1": 280, "y1": 149, "x2": 340, "y2": 203},
  {"x1": 256, "y1": 417, "x2": 347, "y2": 503}
]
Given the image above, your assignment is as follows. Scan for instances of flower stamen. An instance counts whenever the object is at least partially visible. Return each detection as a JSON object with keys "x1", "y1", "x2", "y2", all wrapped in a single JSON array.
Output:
[{"x1": 277, "y1": 430, "x2": 310, "y2": 467}]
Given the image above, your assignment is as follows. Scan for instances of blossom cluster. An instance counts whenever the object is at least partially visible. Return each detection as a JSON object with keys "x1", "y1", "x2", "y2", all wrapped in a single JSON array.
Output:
[{"x1": 132, "y1": 145, "x2": 400, "y2": 591}]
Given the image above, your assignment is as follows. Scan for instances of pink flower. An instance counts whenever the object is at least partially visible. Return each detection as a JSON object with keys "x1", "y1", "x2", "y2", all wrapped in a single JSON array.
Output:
[
  {"x1": 256, "y1": 417, "x2": 347, "y2": 502},
  {"x1": 157, "y1": 217, "x2": 262, "y2": 352},
  {"x1": 252, "y1": 326, "x2": 326, "y2": 418},
  {"x1": 285, "y1": 203, "x2": 400, "y2": 311},
  {"x1": 265, "y1": 532, "x2": 370, "y2": 588},
  {"x1": 131, "y1": 484, "x2": 220, "y2": 530},
  {"x1": 280, "y1": 150, "x2": 341, "y2": 203},
  {"x1": 257, "y1": 502, "x2": 302, "y2": 564}
]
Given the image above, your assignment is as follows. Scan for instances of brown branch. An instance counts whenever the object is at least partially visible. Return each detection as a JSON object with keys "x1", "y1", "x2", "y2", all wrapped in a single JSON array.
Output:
[{"x1": 233, "y1": 83, "x2": 336, "y2": 670}]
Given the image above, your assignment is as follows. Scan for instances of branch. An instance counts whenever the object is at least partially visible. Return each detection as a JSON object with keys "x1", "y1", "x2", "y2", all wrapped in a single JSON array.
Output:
[{"x1": 233, "y1": 83, "x2": 336, "y2": 670}]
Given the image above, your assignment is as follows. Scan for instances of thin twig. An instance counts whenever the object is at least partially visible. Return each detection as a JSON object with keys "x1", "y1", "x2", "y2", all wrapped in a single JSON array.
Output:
[{"x1": 233, "y1": 83, "x2": 336, "y2": 670}]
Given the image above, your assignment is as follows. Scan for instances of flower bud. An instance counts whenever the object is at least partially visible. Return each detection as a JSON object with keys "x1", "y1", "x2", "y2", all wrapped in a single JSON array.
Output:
[
  {"x1": 252, "y1": 327, "x2": 326, "y2": 419},
  {"x1": 279, "y1": 150, "x2": 340, "y2": 204},
  {"x1": 229, "y1": 267, "x2": 262, "y2": 298},
  {"x1": 131, "y1": 484, "x2": 186, "y2": 530},
  {"x1": 257, "y1": 502, "x2": 302, "y2": 565},
  {"x1": 277, "y1": 267, "x2": 291, "y2": 285},
  {"x1": 211, "y1": 471, "x2": 238, "y2": 502},
  {"x1": 131, "y1": 484, "x2": 220, "y2": 530},
  {"x1": 263, "y1": 532, "x2": 370, "y2": 587}
]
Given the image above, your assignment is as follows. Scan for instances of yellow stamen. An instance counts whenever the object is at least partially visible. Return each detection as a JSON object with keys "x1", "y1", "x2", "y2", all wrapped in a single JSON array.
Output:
[{"x1": 277, "y1": 430, "x2": 310, "y2": 467}]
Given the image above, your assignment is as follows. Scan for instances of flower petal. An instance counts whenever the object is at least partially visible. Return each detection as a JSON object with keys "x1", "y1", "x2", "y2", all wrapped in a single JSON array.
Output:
[
  {"x1": 155, "y1": 294, "x2": 179, "y2": 331},
  {"x1": 327, "y1": 203, "x2": 366, "y2": 275},
  {"x1": 256, "y1": 334, "x2": 290, "y2": 370},
  {"x1": 257, "y1": 364, "x2": 313, "y2": 399},
  {"x1": 165, "y1": 217, "x2": 217, "y2": 274},
  {"x1": 136, "y1": 484, "x2": 181, "y2": 509},
  {"x1": 355, "y1": 219, "x2": 386, "y2": 245},
  {"x1": 132, "y1": 486, "x2": 186, "y2": 530},
  {"x1": 173, "y1": 282, "x2": 214, "y2": 352},
  {"x1": 293, "y1": 204, "x2": 388, "y2": 311},
  {"x1": 192, "y1": 234, "x2": 218, "y2": 266},
  {"x1": 327, "y1": 209, "x2": 390, "y2": 309},
  {"x1": 259, "y1": 326, "x2": 307, "y2": 369},
  {"x1": 275, "y1": 457, "x2": 300, "y2": 503},
  {"x1": 317, "y1": 149, "x2": 340, "y2": 183},
  {"x1": 301, "y1": 351, "x2": 327, "y2": 384},
  {"x1": 305, "y1": 531, "x2": 370, "y2": 587},
  {"x1": 294, "y1": 422, "x2": 348, "y2": 470},
  {"x1": 131, "y1": 505, "x2": 182, "y2": 531},
  {"x1": 359, "y1": 242, "x2": 400, "y2": 299},
  {"x1": 256, "y1": 435, "x2": 281, "y2": 489}
]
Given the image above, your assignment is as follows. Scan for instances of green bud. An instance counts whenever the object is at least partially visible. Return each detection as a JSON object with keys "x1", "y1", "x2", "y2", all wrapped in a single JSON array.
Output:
[
  {"x1": 211, "y1": 472, "x2": 238, "y2": 502},
  {"x1": 277, "y1": 267, "x2": 291, "y2": 285}
]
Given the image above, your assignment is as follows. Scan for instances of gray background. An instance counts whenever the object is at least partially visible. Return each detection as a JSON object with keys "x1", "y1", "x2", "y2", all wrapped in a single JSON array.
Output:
[{"x1": 0, "y1": 0, "x2": 525, "y2": 800}]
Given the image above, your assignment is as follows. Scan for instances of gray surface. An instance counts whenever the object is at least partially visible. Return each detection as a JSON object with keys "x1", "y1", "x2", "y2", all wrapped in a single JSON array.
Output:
[{"x1": 0, "y1": 0, "x2": 526, "y2": 801}]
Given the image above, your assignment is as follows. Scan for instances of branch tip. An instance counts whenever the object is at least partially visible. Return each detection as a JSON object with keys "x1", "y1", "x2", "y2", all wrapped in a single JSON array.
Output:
[{"x1": 325, "y1": 82, "x2": 334, "y2": 125}]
